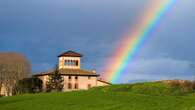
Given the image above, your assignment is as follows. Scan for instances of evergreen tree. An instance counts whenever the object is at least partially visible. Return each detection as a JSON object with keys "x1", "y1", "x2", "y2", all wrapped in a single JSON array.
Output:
[{"x1": 46, "y1": 65, "x2": 64, "y2": 92}]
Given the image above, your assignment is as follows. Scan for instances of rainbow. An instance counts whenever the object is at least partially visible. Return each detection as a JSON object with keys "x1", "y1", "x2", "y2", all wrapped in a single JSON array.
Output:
[{"x1": 102, "y1": 0, "x2": 177, "y2": 83}]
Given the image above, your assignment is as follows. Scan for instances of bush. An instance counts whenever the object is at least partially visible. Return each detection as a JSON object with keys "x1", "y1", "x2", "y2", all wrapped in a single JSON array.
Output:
[
  {"x1": 166, "y1": 80, "x2": 195, "y2": 95},
  {"x1": 180, "y1": 81, "x2": 193, "y2": 93},
  {"x1": 192, "y1": 81, "x2": 195, "y2": 90},
  {"x1": 169, "y1": 80, "x2": 180, "y2": 88},
  {"x1": 16, "y1": 77, "x2": 43, "y2": 94},
  {"x1": 130, "y1": 82, "x2": 173, "y2": 96}
]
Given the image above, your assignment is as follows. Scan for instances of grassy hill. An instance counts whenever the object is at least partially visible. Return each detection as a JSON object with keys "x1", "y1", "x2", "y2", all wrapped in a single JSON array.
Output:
[{"x1": 1, "y1": 81, "x2": 195, "y2": 110}]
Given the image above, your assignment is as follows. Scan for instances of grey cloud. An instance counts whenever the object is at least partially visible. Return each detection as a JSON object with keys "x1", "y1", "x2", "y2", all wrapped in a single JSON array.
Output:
[
  {"x1": 0, "y1": 0, "x2": 194, "y2": 83},
  {"x1": 117, "y1": 57, "x2": 194, "y2": 83}
]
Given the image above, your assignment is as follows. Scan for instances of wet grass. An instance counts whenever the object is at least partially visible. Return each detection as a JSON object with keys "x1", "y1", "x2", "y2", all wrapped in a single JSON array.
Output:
[{"x1": 0, "y1": 82, "x2": 195, "y2": 110}]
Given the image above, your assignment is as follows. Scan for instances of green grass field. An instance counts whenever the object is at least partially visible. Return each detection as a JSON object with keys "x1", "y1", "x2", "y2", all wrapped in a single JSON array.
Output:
[{"x1": 1, "y1": 82, "x2": 195, "y2": 110}]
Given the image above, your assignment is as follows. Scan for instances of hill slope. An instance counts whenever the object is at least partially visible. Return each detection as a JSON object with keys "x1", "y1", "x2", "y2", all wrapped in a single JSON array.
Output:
[{"x1": 0, "y1": 82, "x2": 195, "y2": 110}]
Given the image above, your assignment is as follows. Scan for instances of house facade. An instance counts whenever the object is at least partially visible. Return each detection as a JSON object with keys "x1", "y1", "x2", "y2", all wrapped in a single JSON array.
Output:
[{"x1": 35, "y1": 51, "x2": 110, "y2": 91}]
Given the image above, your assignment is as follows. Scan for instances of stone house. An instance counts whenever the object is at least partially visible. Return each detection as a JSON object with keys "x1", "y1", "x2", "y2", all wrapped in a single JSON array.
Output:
[{"x1": 35, "y1": 51, "x2": 110, "y2": 91}]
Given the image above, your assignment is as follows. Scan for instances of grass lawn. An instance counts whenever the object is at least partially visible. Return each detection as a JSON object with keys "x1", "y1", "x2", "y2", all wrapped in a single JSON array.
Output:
[{"x1": 1, "y1": 82, "x2": 195, "y2": 110}]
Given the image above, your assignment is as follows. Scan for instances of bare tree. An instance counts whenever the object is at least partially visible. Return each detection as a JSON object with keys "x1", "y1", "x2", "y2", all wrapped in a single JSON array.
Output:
[
  {"x1": 0, "y1": 52, "x2": 31, "y2": 96},
  {"x1": 0, "y1": 64, "x2": 3, "y2": 94}
]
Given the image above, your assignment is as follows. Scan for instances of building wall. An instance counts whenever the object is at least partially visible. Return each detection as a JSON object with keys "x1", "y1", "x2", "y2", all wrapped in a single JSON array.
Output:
[
  {"x1": 38, "y1": 75, "x2": 98, "y2": 91},
  {"x1": 59, "y1": 57, "x2": 81, "y2": 69},
  {"x1": 38, "y1": 75, "x2": 49, "y2": 91},
  {"x1": 1, "y1": 75, "x2": 109, "y2": 95},
  {"x1": 63, "y1": 76, "x2": 97, "y2": 91}
]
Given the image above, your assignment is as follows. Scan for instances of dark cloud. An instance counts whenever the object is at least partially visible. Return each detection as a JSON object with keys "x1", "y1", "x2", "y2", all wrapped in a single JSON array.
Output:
[{"x1": 0, "y1": 0, "x2": 194, "y2": 83}]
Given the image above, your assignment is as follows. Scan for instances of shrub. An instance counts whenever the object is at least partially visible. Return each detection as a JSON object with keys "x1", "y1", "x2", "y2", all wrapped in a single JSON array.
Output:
[
  {"x1": 130, "y1": 82, "x2": 172, "y2": 96},
  {"x1": 167, "y1": 80, "x2": 194, "y2": 94},
  {"x1": 180, "y1": 81, "x2": 193, "y2": 93},
  {"x1": 16, "y1": 77, "x2": 43, "y2": 94},
  {"x1": 192, "y1": 81, "x2": 195, "y2": 90},
  {"x1": 169, "y1": 80, "x2": 180, "y2": 88}
]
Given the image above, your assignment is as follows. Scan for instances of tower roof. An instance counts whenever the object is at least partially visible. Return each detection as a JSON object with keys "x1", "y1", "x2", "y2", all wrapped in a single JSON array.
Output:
[
  {"x1": 34, "y1": 68, "x2": 99, "y2": 76},
  {"x1": 58, "y1": 51, "x2": 83, "y2": 57}
]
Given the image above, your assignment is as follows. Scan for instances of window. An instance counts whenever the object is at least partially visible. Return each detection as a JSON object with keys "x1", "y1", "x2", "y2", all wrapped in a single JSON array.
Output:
[
  {"x1": 75, "y1": 83, "x2": 79, "y2": 89},
  {"x1": 76, "y1": 61, "x2": 78, "y2": 66},
  {"x1": 68, "y1": 83, "x2": 72, "y2": 89},
  {"x1": 88, "y1": 76, "x2": 91, "y2": 80},
  {"x1": 68, "y1": 76, "x2": 71, "y2": 80},
  {"x1": 69, "y1": 60, "x2": 71, "y2": 66},
  {"x1": 65, "y1": 60, "x2": 70, "y2": 66},
  {"x1": 64, "y1": 60, "x2": 79, "y2": 66},
  {"x1": 72, "y1": 60, "x2": 76, "y2": 66},
  {"x1": 75, "y1": 76, "x2": 78, "y2": 81},
  {"x1": 88, "y1": 84, "x2": 91, "y2": 89},
  {"x1": 64, "y1": 60, "x2": 67, "y2": 66},
  {"x1": 70, "y1": 60, "x2": 74, "y2": 66}
]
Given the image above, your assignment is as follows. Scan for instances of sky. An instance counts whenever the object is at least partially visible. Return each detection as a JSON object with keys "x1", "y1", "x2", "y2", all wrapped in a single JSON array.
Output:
[{"x1": 0, "y1": 0, "x2": 195, "y2": 83}]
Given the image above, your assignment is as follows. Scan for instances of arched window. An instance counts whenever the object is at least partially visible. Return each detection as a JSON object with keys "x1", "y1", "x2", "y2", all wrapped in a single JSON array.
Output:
[
  {"x1": 76, "y1": 60, "x2": 79, "y2": 66},
  {"x1": 73, "y1": 60, "x2": 76, "y2": 66},
  {"x1": 88, "y1": 84, "x2": 91, "y2": 89},
  {"x1": 64, "y1": 60, "x2": 79, "y2": 67},
  {"x1": 64, "y1": 60, "x2": 68, "y2": 66},
  {"x1": 68, "y1": 76, "x2": 71, "y2": 81},
  {"x1": 69, "y1": 60, "x2": 71, "y2": 66},
  {"x1": 75, "y1": 83, "x2": 79, "y2": 89},
  {"x1": 68, "y1": 83, "x2": 72, "y2": 89},
  {"x1": 70, "y1": 60, "x2": 73, "y2": 66},
  {"x1": 75, "y1": 76, "x2": 78, "y2": 81}
]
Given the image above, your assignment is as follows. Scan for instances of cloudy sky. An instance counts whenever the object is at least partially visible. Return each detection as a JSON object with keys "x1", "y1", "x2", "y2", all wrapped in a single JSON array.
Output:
[{"x1": 0, "y1": 0, "x2": 194, "y2": 83}]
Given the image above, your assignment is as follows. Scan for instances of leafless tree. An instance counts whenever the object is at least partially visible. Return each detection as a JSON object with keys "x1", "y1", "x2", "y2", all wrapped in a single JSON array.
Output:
[{"x1": 0, "y1": 52, "x2": 31, "y2": 96}]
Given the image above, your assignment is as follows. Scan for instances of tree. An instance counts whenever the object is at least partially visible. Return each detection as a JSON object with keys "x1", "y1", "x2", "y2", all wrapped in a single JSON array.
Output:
[
  {"x1": 46, "y1": 65, "x2": 64, "y2": 92},
  {"x1": 192, "y1": 81, "x2": 195, "y2": 90},
  {"x1": 0, "y1": 52, "x2": 31, "y2": 96},
  {"x1": 16, "y1": 77, "x2": 43, "y2": 94}
]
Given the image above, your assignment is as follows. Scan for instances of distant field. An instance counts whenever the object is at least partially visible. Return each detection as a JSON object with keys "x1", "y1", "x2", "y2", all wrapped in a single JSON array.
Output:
[{"x1": 0, "y1": 82, "x2": 195, "y2": 110}]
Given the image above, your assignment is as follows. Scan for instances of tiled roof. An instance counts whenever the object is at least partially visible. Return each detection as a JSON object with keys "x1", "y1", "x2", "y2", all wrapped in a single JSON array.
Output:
[
  {"x1": 58, "y1": 51, "x2": 82, "y2": 57},
  {"x1": 34, "y1": 69, "x2": 99, "y2": 76},
  {"x1": 97, "y1": 79, "x2": 112, "y2": 85}
]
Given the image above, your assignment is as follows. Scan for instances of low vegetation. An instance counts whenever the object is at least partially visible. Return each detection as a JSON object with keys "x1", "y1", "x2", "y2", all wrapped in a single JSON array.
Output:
[
  {"x1": 92, "y1": 80, "x2": 195, "y2": 96},
  {"x1": 0, "y1": 81, "x2": 195, "y2": 110},
  {"x1": 16, "y1": 77, "x2": 43, "y2": 94}
]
